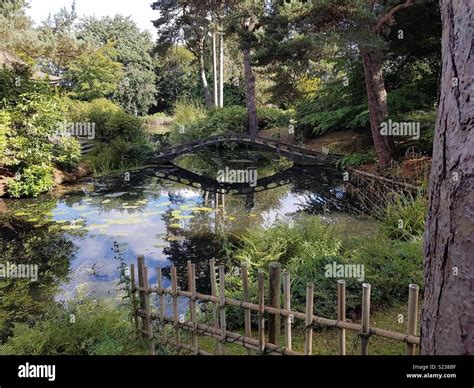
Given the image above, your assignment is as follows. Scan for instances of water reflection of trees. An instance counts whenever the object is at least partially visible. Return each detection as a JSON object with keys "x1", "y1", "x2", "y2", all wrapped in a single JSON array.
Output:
[{"x1": 0, "y1": 216, "x2": 77, "y2": 343}]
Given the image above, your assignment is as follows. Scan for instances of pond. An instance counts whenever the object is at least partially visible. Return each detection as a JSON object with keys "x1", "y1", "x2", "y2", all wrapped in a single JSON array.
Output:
[{"x1": 0, "y1": 150, "x2": 373, "y2": 321}]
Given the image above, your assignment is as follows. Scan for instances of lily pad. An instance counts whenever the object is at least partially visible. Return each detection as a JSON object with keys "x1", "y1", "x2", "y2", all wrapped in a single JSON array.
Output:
[{"x1": 191, "y1": 207, "x2": 214, "y2": 213}]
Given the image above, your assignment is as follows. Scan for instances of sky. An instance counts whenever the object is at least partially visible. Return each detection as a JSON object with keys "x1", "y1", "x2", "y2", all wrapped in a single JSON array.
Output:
[{"x1": 25, "y1": 0, "x2": 159, "y2": 38}]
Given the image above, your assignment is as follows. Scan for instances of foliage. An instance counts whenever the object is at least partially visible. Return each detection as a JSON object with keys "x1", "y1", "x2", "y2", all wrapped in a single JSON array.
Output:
[
  {"x1": 336, "y1": 153, "x2": 376, "y2": 170},
  {"x1": 0, "y1": 300, "x2": 147, "y2": 355},
  {"x1": 376, "y1": 192, "x2": 428, "y2": 241},
  {"x1": 153, "y1": 46, "x2": 200, "y2": 113},
  {"x1": 65, "y1": 43, "x2": 124, "y2": 101},
  {"x1": 6, "y1": 164, "x2": 54, "y2": 198},
  {"x1": 172, "y1": 98, "x2": 207, "y2": 128},
  {"x1": 78, "y1": 15, "x2": 157, "y2": 114},
  {"x1": 52, "y1": 136, "x2": 81, "y2": 171},
  {"x1": 86, "y1": 137, "x2": 153, "y2": 174}
]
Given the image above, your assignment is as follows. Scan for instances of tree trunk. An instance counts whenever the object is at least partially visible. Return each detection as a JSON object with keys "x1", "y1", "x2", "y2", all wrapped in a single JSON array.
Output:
[
  {"x1": 242, "y1": 46, "x2": 258, "y2": 138},
  {"x1": 212, "y1": 29, "x2": 219, "y2": 107},
  {"x1": 199, "y1": 41, "x2": 213, "y2": 108},
  {"x1": 361, "y1": 48, "x2": 396, "y2": 170},
  {"x1": 219, "y1": 32, "x2": 225, "y2": 108},
  {"x1": 421, "y1": 0, "x2": 474, "y2": 355}
]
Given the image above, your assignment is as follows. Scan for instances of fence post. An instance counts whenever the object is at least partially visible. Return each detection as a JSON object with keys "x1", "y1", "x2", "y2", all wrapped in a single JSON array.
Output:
[
  {"x1": 130, "y1": 263, "x2": 139, "y2": 338},
  {"x1": 258, "y1": 270, "x2": 266, "y2": 354},
  {"x1": 187, "y1": 261, "x2": 199, "y2": 355},
  {"x1": 407, "y1": 284, "x2": 419, "y2": 355},
  {"x1": 361, "y1": 283, "x2": 371, "y2": 355},
  {"x1": 171, "y1": 265, "x2": 181, "y2": 353},
  {"x1": 143, "y1": 266, "x2": 155, "y2": 355},
  {"x1": 268, "y1": 262, "x2": 281, "y2": 346},
  {"x1": 241, "y1": 263, "x2": 252, "y2": 355},
  {"x1": 156, "y1": 267, "x2": 167, "y2": 346},
  {"x1": 137, "y1": 256, "x2": 149, "y2": 335},
  {"x1": 283, "y1": 270, "x2": 292, "y2": 351},
  {"x1": 209, "y1": 259, "x2": 222, "y2": 355},
  {"x1": 338, "y1": 280, "x2": 346, "y2": 355},
  {"x1": 304, "y1": 283, "x2": 314, "y2": 355},
  {"x1": 219, "y1": 265, "x2": 227, "y2": 355}
]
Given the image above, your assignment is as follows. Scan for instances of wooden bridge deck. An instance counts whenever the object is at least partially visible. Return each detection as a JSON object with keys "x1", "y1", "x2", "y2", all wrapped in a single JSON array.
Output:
[{"x1": 154, "y1": 134, "x2": 341, "y2": 166}]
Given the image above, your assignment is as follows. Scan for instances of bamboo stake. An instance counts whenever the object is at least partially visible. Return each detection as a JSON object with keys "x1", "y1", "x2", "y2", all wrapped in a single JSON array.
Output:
[
  {"x1": 219, "y1": 264, "x2": 227, "y2": 355},
  {"x1": 268, "y1": 262, "x2": 281, "y2": 346},
  {"x1": 241, "y1": 263, "x2": 252, "y2": 355},
  {"x1": 130, "y1": 264, "x2": 139, "y2": 337},
  {"x1": 137, "y1": 256, "x2": 149, "y2": 335},
  {"x1": 338, "y1": 280, "x2": 346, "y2": 355},
  {"x1": 407, "y1": 284, "x2": 419, "y2": 355},
  {"x1": 304, "y1": 283, "x2": 314, "y2": 355},
  {"x1": 283, "y1": 270, "x2": 292, "y2": 350},
  {"x1": 143, "y1": 266, "x2": 155, "y2": 355},
  {"x1": 361, "y1": 283, "x2": 371, "y2": 355},
  {"x1": 258, "y1": 270, "x2": 265, "y2": 354},
  {"x1": 187, "y1": 262, "x2": 199, "y2": 355},
  {"x1": 156, "y1": 267, "x2": 167, "y2": 345},
  {"x1": 171, "y1": 265, "x2": 181, "y2": 353},
  {"x1": 210, "y1": 259, "x2": 222, "y2": 354}
]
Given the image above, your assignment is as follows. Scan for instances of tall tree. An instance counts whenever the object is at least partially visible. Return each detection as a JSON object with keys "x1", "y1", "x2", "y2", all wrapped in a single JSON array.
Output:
[
  {"x1": 421, "y1": 0, "x2": 473, "y2": 355},
  {"x1": 78, "y1": 15, "x2": 157, "y2": 114},
  {"x1": 152, "y1": 0, "x2": 214, "y2": 108}
]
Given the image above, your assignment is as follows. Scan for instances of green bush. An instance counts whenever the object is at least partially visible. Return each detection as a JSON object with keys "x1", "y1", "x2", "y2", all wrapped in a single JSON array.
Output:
[
  {"x1": 336, "y1": 152, "x2": 376, "y2": 170},
  {"x1": 171, "y1": 106, "x2": 293, "y2": 143},
  {"x1": 86, "y1": 137, "x2": 153, "y2": 174},
  {"x1": 377, "y1": 192, "x2": 428, "y2": 241},
  {"x1": 172, "y1": 98, "x2": 207, "y2": 128},
  {"x1": 7, "y1": 164, "x2": 54, "y2": 198},
  {"x1": 227, "y1": 216, "x2": 423, "y2": 320},
  {"x1": 0, "y1": 300, "x2": 147, "y2": 355},
  {"x1": 52, "y1": 137, "x2": 81, "y2": 171}
]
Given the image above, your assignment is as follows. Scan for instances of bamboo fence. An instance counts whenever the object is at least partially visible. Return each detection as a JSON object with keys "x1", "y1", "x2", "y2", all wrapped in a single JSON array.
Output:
[{"x1": 131, "y1": 256, "x2": 420, "y2": 356}]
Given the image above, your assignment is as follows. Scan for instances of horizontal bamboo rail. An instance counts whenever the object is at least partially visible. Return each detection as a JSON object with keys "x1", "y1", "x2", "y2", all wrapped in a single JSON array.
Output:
[{"x1": 132, "y1": 257, "x2": 421, "y2": 356}]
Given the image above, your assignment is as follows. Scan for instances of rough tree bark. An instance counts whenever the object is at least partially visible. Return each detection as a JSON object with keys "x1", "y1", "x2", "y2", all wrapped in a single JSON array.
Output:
[
  {"x1": 242, "y1": 46, "x2": 258, "y2": 138},
  {"x1": 361, "y1": 48, "x2": 396, "y2": 170},
  {"x1": 421, "y1": 0, "x2": 473, "y2": 355}
]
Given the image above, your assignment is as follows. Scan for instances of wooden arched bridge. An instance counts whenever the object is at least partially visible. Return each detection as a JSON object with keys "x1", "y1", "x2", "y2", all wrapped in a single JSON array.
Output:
[
  {"x1": 154, "y1": 134, "x2": 340, "y2": 166},
  {"x1": 154, "y1": 164, "x2": 337, "y2": 195}
]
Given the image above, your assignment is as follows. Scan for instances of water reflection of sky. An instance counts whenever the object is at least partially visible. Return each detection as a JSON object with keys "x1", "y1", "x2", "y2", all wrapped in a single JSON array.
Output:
[{"x1": 5, "y1": 166, "x2": 346, "y2": 303}]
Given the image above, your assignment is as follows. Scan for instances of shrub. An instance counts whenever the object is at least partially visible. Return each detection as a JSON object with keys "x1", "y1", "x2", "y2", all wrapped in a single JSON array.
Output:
[
  {"x1": 52, "y1": 137, "x2": 81, "y2": 171},
  {"x1": 377, "y1": 192, "x2": 428, "y2": 241},
  {"x1": 336, "y1": 152, "x2": 376, "y2": 170},
  {"x1": 172, "y1": 98, "x2": 207, "y2": 128},
  {"x1": 7, "y1": 164, "x2": 54, "y2": 198},
  {"x1": 0, "y1": 300, "x2": 147, "y2": 355}
]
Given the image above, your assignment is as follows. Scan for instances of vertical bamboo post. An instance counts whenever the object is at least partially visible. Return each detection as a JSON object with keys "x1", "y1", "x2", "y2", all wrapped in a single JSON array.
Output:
[
  {"x1": 361, "y1": 283, "x2": 371, "y2": 355},
  {"x1": 143, "y1": 266, "x2": 155, "y2": 355},
  {"x1": 268, "y1": 262, "x2": 281, "y2": 346},
  {"x1": 137, "y1": 256, "x2": 149, "y2": 335},
  {"x1": 257, "y1": 270, "x2": 266, "y2": 354},
  {"x1": 218, "y1": 265, "x2": 227, "y2": 354},
  {"x1": 210, "y1": 259, "x2": 222, "y2": 354},
  {"x1": 130, "y1": 263, "x2": 139, "y2": 337},
  {"x1": 407, "y1": 284, "x2": 419, "y2": 355},
  {"x1": 187, "y1": 262, "x2": 199, "y2": 355},
  {"x1": 156, "y1": 267, "x2": 167, "y2": 345},
  {"x1": 304, "y1": 283, "x2": 314, "y2": 355},
  {"x1": 337, "y1": 280, "x2": 346, "y2": 355},
  {"x1": 283, "y1": 270, "x2": 292, "y2": 350},
  {"x1": 241, "y1": 263, "x2": 252, "y2": 355},
  {"x1": 171, "y1": 265, "x2": 181, "y2": 353}
]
